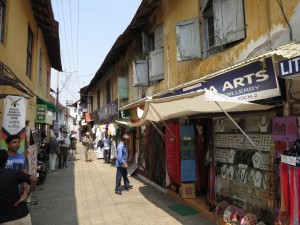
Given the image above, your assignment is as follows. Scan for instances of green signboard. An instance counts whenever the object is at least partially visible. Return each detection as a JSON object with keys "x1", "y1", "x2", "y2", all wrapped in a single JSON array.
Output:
[{"x1": 35, "y1": 104, "x2": 48, "y2": 123}]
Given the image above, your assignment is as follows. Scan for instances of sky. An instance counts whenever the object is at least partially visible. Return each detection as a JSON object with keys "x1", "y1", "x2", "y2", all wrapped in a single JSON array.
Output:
[{"x1": 50, "y1": 0, "x2": 142, "y2": 106}]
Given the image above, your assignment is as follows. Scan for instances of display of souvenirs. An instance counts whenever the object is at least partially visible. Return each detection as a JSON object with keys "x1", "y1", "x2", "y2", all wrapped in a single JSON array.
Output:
[
  {"x1": 240, "y1": 213, "x2": 257, "y2": 225},
  {"x1": 215, "y1": 148, "x2": 229, "y2": 163},
  {"x1": 244, "y1": 134, "x2": 273, "y2": 151},
  {"x1": 215, "y1": 134, "x2": 244, "y2": 148},
  {"x1": 244, "y1": 117, "x2": 260, "y2": 132}
]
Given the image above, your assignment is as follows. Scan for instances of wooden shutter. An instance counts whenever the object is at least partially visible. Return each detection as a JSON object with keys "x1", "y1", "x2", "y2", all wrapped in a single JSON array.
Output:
[
  {"x1": 154, "y1": 24, "x2": 163, "y2": 50},
  {"x1": 118, "y1": 77, "x2": 129, "y2": 99},
  {"x1": 133, "y1": 60, "x2": 148, "y2": 86},
  {"x1": 176, "y1": 18, "x2": 201, "y2": 61},
  {"x1": 213, "y1": 0, "x2": 245, "y2": 46},
  {"x1": 149, "y1": 48, "x2": 164, "y2": 82}
]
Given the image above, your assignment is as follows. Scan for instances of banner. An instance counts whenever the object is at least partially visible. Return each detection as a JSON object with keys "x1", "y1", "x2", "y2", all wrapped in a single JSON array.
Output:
[
  {"x1": 0, "y1": 96, "x2": 27, "y2": 152},
  {"x1": 272, "y1": 116, "x2": 298, "y2": 147},
  {"x1": 27, "y1": 144, "x2": 38, "y2": 177}
]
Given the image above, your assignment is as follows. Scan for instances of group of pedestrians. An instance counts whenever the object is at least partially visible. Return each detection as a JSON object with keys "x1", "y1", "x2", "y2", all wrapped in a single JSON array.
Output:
[{"x1": 46, "y1": 130, "x2": 78, "y2": 170}]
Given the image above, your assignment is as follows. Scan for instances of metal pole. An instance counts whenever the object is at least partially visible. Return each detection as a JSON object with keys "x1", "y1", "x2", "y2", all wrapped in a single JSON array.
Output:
[{"x1": 55, "y1": 71, "x2": 59, "y2": 136}]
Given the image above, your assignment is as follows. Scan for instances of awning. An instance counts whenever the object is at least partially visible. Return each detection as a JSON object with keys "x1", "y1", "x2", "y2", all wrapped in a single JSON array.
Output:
[
  {"x1": 37, "y1": 97, "x2": 57, "y2": 112},
  {"x1": 115, "y1": 119, "x2": 148, "y2": 127},
  {"x1": 139, "y1": 90, "x2": 274, "y2": 122}
]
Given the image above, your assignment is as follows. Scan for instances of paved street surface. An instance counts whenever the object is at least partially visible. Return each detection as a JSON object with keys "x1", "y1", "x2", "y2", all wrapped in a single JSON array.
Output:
[{"x1": 30, "y1": 144, "x2": 216, "y2": 225}]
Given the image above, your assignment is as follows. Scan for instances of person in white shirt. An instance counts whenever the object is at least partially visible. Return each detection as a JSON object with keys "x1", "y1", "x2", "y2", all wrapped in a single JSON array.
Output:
[{"x1": 56, "y1": 131, "x2": 70, "y2": 168}]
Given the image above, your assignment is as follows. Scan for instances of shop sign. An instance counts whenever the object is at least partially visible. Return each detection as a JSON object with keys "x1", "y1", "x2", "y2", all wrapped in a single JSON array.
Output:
[
  {"x1": 0, "y1": 96, "x2": 27, "y2": 152},
  {"x1": 35, "y1": 104, "x2": 47, "y2": 123},
  {"x1": 279, "y1": 55, "x2": 300, "y2": 78},
  {"x1": 160, "y1": 82, "x2": 206, "y2": 98},
  {"x1": 207, "y1": 57, "x2": 280, "y2": 101},
  {"x1": 99, "y1": 99, "x2": 118, "y2": 123}
]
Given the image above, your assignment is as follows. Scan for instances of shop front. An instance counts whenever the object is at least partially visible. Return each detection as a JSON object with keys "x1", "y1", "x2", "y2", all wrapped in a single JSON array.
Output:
[
  {"x1": 93, "y1": 99, "x2": 119, "y2": 160},
  {"x1": 138, "y1": 51, "x2": 291, "y2": 224}
]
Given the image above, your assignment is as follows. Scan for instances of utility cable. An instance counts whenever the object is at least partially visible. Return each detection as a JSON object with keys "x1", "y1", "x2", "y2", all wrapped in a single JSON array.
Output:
[
  {"x1": 68, "y1": 0, "x2": 75, "y2": 69},
  {"x1": 60, "y1": 0, "x2": 71, "y2": 71},
  {"x1": 276, "y1": 0, "x2": 293, "y2": 41}
]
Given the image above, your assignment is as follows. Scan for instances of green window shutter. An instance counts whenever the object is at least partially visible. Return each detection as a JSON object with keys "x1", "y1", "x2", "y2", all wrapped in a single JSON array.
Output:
[{"x1": 118, "y1": 77, "x2": 129, "y2": 99}]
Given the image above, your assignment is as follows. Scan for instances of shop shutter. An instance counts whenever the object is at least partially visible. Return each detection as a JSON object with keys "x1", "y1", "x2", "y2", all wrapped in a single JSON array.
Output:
[
  {"x1": 176, "y1": 18, "x2": 201, "y2": 61},
  {"x1": 133, "y1": 60, "x2": 148, "y2": 86},
  {"x1": 149, "y1": 48, "x2": 164, "y2": 82},
  {"x1": 117, "y1": 77, "x2": 129, "y2": 99},
  {"x1": 213, "y1": 0, "x2": 245, "y2": 46},
  {"x1": 154, "y1": 24, "x2": 163, "y2": 50}
]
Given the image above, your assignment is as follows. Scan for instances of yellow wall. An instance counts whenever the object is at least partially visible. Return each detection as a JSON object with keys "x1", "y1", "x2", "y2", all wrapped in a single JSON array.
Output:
[
  {"x1": 90, "y1": 0, "x2": 300, "y2": 110},
  {"x1": 0, "y1": 0, "x2": 52, "y2": 129}
]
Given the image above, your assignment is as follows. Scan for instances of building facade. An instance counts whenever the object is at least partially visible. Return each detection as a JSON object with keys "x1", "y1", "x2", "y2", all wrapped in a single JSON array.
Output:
[
  {"x1": 82, "y1": 1, "x2": 300, "y2": 223},
  {"x1": 0, "y1": 0, "x2": 62, "y2": 146}
]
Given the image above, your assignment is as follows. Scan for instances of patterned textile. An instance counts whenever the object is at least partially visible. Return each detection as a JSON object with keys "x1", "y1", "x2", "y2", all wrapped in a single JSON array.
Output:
[
  {"x1": 180, "y1": 150, "x2": 196, "y2": 160},
  {"x1": 215, "y1": 201, "x2": 230, "y2": 217},
  {"x1": 223, "y1": 205, "x2": 238, "y2": 223},
  {"x1": 207, "y1": 161, "x2": 215, "y2": 202},
  {"x1": 240, "y1": 213, "x2": 257, "y2": 225}
]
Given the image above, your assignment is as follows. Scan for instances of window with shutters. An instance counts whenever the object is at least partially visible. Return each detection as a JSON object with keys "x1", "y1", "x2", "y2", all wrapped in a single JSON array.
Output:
[
  {"x1": 26, "y1": 26, "x2": 34, "y2": 78},
  {"x1": 201, "y1": 0, "x2": 246, "y2": 57},
  {"x1": 149, "y1": 48, "x2": 164, "y2": 82},
  {"x1": 118, "y1": 65, "x2": 129, "y2": 100},
  {"x1": 176, "y1": 18, "x2": 201, "y2": 61},
  {"x1": 0, "y1": 0, "x2": 6, "y2": 43},
  {"x1": 133, "y1": 60, "x2": 148, "y2": 87},
  {"x1": 106, "y1": 80, "x2": 110, "y2": 104},
  {"x1": 143, "y1": 24, "x2": 164, "y2": 83}
]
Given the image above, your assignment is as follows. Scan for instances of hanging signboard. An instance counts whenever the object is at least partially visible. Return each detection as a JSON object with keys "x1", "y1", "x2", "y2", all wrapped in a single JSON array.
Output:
[
  {"x1": 99, "y1": 99, "x2": 118, "y2": 123},
  {"x1": 279, "y1": 55, "x2": 300, "y2": 78},
  {"x1": 206, "y1": 57, "x2": 280, "y2": 101},
  {"x1": 0, "y1": 96, "x2": 26, "y2": 153},
  {"x1": 35, "y1": 104, "x2": 47, "y2": 123}
]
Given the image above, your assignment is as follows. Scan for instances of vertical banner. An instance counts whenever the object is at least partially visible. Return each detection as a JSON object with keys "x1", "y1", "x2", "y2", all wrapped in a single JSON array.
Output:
[
  {"x1": 0, "y1": 96, "x2": 27, "y2": 153},
  {"x1": 27, "y1": 144, "x2": 38, "y2": 176}
]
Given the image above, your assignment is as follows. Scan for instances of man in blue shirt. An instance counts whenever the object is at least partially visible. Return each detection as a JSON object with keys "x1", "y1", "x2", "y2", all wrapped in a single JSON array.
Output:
[
  {"x1": 5, "y1": 135, "x2": 28, "y2": 196},
  {"x1": 0, "y1": 150, "x2": 37, "y2": 224},
  {"x1": 115, "y1": 134, "x2": 133, "y2": 195}
]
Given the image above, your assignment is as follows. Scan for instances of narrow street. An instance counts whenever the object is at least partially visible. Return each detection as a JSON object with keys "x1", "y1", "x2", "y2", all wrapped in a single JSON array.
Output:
[{"x1": 29, "y1": 143, "x2": 216, "y2": 225}]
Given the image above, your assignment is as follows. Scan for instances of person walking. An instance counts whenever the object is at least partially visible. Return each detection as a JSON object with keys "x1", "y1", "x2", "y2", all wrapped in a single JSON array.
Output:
[
  {"x1": 82, "y1": 132, "x2": 93, "y2": 162},
  {"x1": 0, "y1": 150, "x2": 37, "y2": 225},
  {"x1": 103, "y1": 134, "x2": 112, "y2": 164},
  {"x1": 115, "y1": 134, "x2": 133, "y2": 195},
  {"x1": 46, "y1": 135, "x2": 58, "y2": 171},
  {"x1": 56, "y1": 131, "x2": 70, "y2": 168},
  {"x1": 69, "y1": 131, "x2": 77, "y2": 161}
]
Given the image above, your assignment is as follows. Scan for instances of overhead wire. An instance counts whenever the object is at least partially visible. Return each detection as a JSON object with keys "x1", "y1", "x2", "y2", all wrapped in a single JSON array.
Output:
[
  {"x1": 60, "y1": 0, "x2": 71, "y2": 71},
  {"x1": 68, "y1": 0, "x2": 75, "y2": 69},
  {"x1": 54, "y1": 0, "x2": 66, "y2": 70},
  {"x1": 76, "y1": 0, "x2": 80, "y2": 74}
]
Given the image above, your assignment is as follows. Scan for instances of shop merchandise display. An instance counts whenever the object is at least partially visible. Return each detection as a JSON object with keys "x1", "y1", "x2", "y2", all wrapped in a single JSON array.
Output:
[{"x1": 214, "y1": 116, "x2": 276, "y2": 224}]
